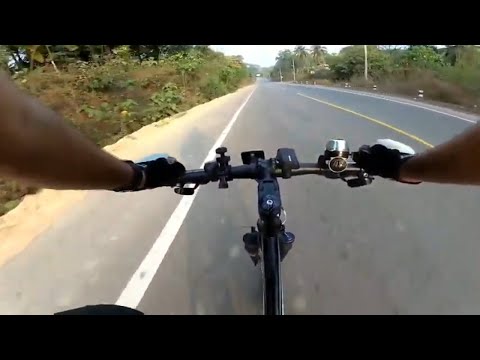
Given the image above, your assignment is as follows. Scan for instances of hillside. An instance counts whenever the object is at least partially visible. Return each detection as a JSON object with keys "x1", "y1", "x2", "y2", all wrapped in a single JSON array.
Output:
[{"x1": 0, "y1": 45, "x2": 254, "y2": 215}]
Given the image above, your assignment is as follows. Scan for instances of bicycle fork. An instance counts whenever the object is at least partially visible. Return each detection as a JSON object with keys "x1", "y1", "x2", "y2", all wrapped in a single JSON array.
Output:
[{"x1": 242, "y1": 226, "x2": 295, "y2": 266}]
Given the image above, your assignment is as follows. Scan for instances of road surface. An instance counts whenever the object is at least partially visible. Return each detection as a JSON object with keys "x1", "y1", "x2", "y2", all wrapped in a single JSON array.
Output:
[{"x1": 1, "y1": 80, "x2": 480, "y2": 315}]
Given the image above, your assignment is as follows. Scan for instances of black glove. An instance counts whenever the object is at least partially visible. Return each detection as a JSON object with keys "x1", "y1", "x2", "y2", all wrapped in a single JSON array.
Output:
[
  {"x1": 353, "y1": 144, "x2": 420, "y2": 184},
  {"x1": 113, "y1": 156, "x2": 186, "y2": 192}
]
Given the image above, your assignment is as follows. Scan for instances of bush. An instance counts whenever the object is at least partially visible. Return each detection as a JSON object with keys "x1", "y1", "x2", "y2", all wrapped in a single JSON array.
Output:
[{"x1": 200, "y1": 77, "x2": 228, "y2": 100}]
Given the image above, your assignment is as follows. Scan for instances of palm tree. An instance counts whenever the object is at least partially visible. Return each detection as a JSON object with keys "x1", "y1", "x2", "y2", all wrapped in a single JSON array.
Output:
[
  {"x1": 293, "y1": 45, "x2": 310, "y2": 74},
  {"x1": 310, "y1": 45, "x2": 327, "y2": 65},
  {"x1": 294, "y1": 45, "x2": 308, "y2": 60}
]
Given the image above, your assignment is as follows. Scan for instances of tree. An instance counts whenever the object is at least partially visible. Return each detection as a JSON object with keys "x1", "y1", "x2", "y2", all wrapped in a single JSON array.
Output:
[
  {"x1": 271, "y1": 49, "x2": 295, "y2": 80},
  {"x1": 442, "y1": 45, "x2": 471, "y2": 66},
  {"x1": 276, "y1": 49, "x2": 293, "y2": 61},
  {"x1": 400, "y1": 46, "x2": 444, "y2": 69},
  {"x1": 275, "y1": 49, "x2": 294, "y2": 70},
  {"x1": 294, "y1": 45, "x2": 308, "y2": 60},
  {"x1": 194, "y1": 45, "x2": 213, "y2": 55},
  {"x1": 126, "y1": 45, "x2": 193, "y2": 62},
  {"x1": 408, "y1": 45, "x2": 438, "y2": 52},
  {"x1": 310, "y1": 45, "x2": 327, "y2": 65},
  {"x1": 329, "y1": 45, "x2": 391, "y2": 80},
  {"x1": 6, "y1": 46, "x2": 28, "y2": 70},
  {"x1": 378, "y1": 45, "x2": 403, "y2": 51},
  {"x1": 293, "y1": 45, "x2": 312, "y2": 74}
]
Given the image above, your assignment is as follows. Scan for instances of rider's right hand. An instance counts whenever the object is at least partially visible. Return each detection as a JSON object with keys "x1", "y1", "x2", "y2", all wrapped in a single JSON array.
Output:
[{"x1": 353, "y1": 144, "x2": 421, "y2": 184}]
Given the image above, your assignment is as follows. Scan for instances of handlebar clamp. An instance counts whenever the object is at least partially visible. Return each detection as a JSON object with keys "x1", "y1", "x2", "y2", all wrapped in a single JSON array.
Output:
[{"x1": 216, "y1": 147, "x2": 231, "y2": 189}]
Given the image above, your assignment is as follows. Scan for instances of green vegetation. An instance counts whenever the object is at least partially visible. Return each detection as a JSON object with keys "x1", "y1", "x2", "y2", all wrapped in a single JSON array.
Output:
[
  {"x1": 271, "y1": 45, "x2": 480, "y2": 108},
  {"x1": 0, "y1": 45, "x2": 253, "y2": 215}
]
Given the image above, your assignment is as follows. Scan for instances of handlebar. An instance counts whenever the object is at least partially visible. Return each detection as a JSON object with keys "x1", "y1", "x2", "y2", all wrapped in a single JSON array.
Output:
[
  {"x1": 170, "y1": 141, "x2": 374, "y2": 195},
  {"x1": 178, "y1": 162, "x2": 362, "y2": 183}
]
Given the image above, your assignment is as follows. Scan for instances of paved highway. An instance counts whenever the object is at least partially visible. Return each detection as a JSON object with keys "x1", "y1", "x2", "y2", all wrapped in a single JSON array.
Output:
[{"x1": 1, "y1": 80, "x2": 480, "y2": 314}]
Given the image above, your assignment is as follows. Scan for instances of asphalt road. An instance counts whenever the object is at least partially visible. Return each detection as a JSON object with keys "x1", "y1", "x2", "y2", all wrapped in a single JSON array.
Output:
[{"x1": 2, "y1": 80, "x2": 480, "y2": 315}]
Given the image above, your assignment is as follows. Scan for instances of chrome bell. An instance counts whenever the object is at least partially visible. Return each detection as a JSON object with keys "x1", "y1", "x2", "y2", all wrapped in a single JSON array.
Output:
[{"x1": 324, "y1": 139, "x2": 350, "y2": 160}]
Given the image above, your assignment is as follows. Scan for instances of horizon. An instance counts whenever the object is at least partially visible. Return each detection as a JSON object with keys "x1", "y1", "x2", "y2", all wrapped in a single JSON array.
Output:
[{"x1": 210, "y1": 45, "x2": 349, "y2": 67}]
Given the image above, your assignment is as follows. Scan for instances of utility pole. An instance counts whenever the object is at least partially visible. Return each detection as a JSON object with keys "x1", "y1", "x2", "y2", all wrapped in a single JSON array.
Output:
[
  {"x1": 292, "y1": 57, "x2": 296, "y2": 82},
  {"x1": 279, "y1": 67, "x2": 283, "y2": 82},
  {"x1": 364, "y1": 45, "x2": 368, "y2": 81}
]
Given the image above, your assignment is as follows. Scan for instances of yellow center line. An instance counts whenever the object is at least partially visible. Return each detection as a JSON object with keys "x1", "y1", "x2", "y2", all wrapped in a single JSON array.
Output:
[{"x1": 297, "y1": 92, "x2": 434, "y2": 148}]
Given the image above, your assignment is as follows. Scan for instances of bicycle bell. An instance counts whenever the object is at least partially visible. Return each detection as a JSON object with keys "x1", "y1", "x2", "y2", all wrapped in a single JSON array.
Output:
[{"x1": 324, "y1": 139, "x2": 350, "y2": 173}]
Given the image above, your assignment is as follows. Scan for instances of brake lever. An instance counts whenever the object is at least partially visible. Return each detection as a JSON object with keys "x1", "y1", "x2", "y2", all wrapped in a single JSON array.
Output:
[
  {"x1": 346, "y1": 178, "x2": 371, "y2": 188},
  {"x1": 340, "y1": 168, "x2": 373, "y2": 188}
]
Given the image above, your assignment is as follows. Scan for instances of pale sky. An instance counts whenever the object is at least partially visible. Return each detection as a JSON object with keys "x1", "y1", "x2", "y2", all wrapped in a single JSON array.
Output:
[{"x1": 210, "y1": 45, "x2": 349, "y2": 67}]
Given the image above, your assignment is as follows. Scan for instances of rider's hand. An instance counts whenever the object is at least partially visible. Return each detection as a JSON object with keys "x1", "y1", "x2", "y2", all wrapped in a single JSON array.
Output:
[
  {"x1": 353, "y1": 144, "x2": 421, "y2": 184},
  {"x1": 113, "y1": 156, "x2": 186, "y2": 192}
]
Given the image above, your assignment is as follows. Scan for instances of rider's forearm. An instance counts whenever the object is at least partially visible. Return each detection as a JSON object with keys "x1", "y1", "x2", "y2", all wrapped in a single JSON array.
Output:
[
  {"x1": 399, "y1": 123, "x2": 480, "y2": 185},
  {"x1": 0, "y1": 73, "x2": 134, "y2": 190}
]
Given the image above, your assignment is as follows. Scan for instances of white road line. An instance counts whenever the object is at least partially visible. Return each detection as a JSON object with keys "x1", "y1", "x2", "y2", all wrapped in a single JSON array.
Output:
[
  {"x1": 115, "y1": 87, "x2": 257, "y2": 309},
  {"x1": 289, "y1": 84, "x2": 477, "y2": 124}
]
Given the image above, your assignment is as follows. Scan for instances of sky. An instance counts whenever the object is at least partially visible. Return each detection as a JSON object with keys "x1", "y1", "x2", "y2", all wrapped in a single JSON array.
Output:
[{"x1": 210, "y1": 45, "x2": 349, "y2": 67}]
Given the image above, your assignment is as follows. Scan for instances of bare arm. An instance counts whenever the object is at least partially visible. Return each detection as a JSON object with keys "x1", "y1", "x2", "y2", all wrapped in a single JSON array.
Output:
[
  {"x1": 0, "y1": 72, "x2": 134, "y2": 190},
  {"x1": 400, "y1": 123, "x2": 480, "y2": 185}
]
